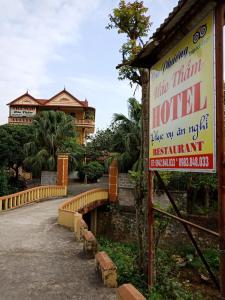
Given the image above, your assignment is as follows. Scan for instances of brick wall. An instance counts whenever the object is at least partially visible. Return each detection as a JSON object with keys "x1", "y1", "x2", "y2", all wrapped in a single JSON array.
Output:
[
  {"x1": 119, "y1": 173, "x2": 135, "y2": 188},
  {"x1": 118, "y1": 173, "x2": 135, "y2": 207},
  {"x1": 97, "y1": 204, "x2": 137, "y2": 242}
]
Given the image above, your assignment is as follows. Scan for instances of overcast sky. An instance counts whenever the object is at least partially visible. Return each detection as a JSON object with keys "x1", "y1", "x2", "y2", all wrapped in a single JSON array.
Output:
[{"x1": 0, "y1": 0, "x2": 198, "y2": 129}]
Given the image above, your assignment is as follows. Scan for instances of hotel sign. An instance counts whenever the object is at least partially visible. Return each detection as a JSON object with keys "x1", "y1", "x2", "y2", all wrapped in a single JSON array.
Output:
[
  {"x1": 149, "y1": 12, "x2": 216, "y2": 172},
  {"x1": 11, "y1": 108, "x2": 36, "y2": 118}
]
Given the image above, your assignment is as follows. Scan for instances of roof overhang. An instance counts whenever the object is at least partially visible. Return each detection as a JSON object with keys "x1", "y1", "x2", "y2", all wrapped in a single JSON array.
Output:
[{"x1": 131, "y1": 0, "x2": 225, "y2": 68}]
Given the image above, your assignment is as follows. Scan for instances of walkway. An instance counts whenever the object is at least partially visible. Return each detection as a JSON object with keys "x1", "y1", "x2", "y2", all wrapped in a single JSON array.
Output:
[{"x1": 0, "y1": 188, "x2": 116, "y2": 300}]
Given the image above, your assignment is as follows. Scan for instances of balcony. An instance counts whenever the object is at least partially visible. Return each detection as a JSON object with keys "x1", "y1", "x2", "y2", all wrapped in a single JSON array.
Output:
[
  {"x1": 8, "y1": 117, "x2": 33, "y2": 125},
  {"x1": 74, "y1": 119, "x2": 95, "y2": 128}
]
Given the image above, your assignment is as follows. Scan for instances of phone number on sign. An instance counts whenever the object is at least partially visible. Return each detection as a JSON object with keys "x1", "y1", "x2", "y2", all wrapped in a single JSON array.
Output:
[
  {"x1": 178, "y1": 156, "x2": 209, "y2": 167},
  {"x1": 150, "y1": 155, "x2": 212, "y2": 169}
]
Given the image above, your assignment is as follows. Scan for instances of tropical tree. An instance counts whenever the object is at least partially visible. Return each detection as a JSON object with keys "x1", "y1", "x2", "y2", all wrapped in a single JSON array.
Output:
[
  {"x1": 24, "y1": 110, "x2": 81, "y2": 175},
  {"x1": 86, "y1": 98, "x2": 141, "y2": 172},
  {"x1": 86, "y1": 127, "x2": 115, "y2": 161},
  {"x1": 106, "y1": 0, "x2": 150, "y2": 86},
  {"x1": 111, "y1": 97, "x2": 141, "y2": 171}
]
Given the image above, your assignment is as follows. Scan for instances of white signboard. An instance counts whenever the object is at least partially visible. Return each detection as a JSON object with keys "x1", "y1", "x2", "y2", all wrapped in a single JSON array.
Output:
[
  {"x1": 149, "y1": 12, "x2": 216, "y2": 172},
  {"x1": 11, "y1": 108, "x2": 36, "y2": 118}
]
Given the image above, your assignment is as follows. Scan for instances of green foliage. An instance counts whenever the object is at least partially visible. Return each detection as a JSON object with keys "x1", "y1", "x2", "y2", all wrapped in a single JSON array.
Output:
[
  {"x1": 156, "y1": 171, "x2": 217, "y2": 192},
  {"x1": 111, "y1": 97, "x2": 141, "y2": 172},
  {"x1": 78, "y1": 161, "x2": 104, "y2": 182},
  {"x1": 86, "y1": 127, "x2": 115, "y2": 160},
  {"x1": 59, "y1": 138, "x2": 85, "y2": 172},
  {"x1": 154, "y1": 172, "x2": 218, "y2": 214},
  {"x1": 0, "y1": 169, "x2": 26, "y2": 196},
  {"x1": 98, "y1": 237, "x2": 148, "y2": 293},
  {"x1": 24, "y1": 110, "x2": 77, "y2": 174},
  {"x1": 0, "y1": 124, "x2": 33, "y2": 177},
  {"x1": 187, "y1": 247, "x2": 219, "y2": 275},
  {"x1": 87, "y1": 98, "x2": 141, "y2": 172},
  {"x1": 98, "y1": 237, "x2": 204, "y2": 299},
  {"x1": 0, "y1": 169, "x2": 9, "y2": 196},
  {"x1": 106, "y1": 0, "x2": 150, "y2": 40},
  {"x1": 106, "y1": 0, "x2": 151, "y2": 86},
  {"x1": 7, "y1": 177, "x2": 26, "y2": 194},
  {"x1": 154, "y1": 211, "x2": 171, "y2": 249},
  {"x1": 151, "y1": 249, "x2": 202, "y2": 300}
]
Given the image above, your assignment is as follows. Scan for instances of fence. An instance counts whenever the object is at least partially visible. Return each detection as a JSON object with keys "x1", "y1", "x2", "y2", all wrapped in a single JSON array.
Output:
[
  {"x1": 58, "y1": 188, "x2": 108, "y2": 229},
  {"x1": 0, "y1": 185, "x2": 67, "y2": 212}
]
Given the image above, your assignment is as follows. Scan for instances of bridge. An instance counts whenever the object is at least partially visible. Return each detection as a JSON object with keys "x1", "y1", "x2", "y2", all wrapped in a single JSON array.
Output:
[{"x1": 0, "y1": 184, "x2": 117, "y2": 300}]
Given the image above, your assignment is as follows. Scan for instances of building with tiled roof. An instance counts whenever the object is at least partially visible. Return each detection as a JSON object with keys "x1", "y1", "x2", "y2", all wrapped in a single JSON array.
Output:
[{"x1": 7, "y1": 89, "x2": 95, "y2": 145}]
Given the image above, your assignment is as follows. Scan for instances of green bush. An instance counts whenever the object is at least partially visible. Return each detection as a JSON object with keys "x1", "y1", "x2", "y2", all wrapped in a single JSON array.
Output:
[
  {"x1": 98, "y1": 237, "x2": 206, "y2": 299},
  {"x1": 187, "y1": 247, "x2": 219, "y2": 275},
  {"x1": 151, "y1": 249, "x2": 195, "y2": 300},
  {"x1": 78, "y1": 161, "x2": 104, "y2": 182},
  {"x1": 98, "y1": 237, "x2": 148, "y2": 293}
]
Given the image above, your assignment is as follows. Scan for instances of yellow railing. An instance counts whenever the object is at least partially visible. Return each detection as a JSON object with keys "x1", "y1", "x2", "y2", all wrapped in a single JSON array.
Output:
[
  {"x1": 74, "y1": 119, "x2": 95, "y2": 127},
  {"x1": 0, "y1": 185, "x2": 67, "y2": 212},
  {"x1": 58, "y1": 188, "x2": 108, "y2": 230}
]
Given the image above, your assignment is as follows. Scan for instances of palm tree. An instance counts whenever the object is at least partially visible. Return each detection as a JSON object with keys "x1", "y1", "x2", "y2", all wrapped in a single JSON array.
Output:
[
  {"x1": 111, "y1": 97, "x2": 141, "y2": 172},
  {"x1": 24, "y1": 111, "x2": 79, "y2": 174}
]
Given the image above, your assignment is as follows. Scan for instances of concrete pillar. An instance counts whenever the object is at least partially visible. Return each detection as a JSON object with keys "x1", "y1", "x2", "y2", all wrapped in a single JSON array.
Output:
[
  {"x1": 57, "y1": 153, "x2": 69, "y2": 187},
  {"x1": 74, "y1": 212, "x2": 83, "y2": 240},
  {"x1": 109, "y1": 160, "x2": 118, "y2": 202},
  {"x1": 90, "y1": 208, "x2": 97, "y2": 236}
]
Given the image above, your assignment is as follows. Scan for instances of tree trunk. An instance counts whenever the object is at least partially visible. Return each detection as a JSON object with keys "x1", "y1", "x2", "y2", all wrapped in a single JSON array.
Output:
[
  {"x1": 133, "y1": 68, "x2": 150, "y2": 274},
  {"x1": 13, "y1": 165, "x2": 19, "y2": 181},
  {"x1": 134, "y1": 179, "x2": 145, "y2": 273}
]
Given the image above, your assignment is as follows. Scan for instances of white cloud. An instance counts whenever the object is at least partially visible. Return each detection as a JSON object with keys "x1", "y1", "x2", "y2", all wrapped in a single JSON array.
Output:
[
  {"x1": 68, "y1": 75, "x2": 141, "y2": 129},
  {"x1": 0, "y1": 0, "x2": 101, "y2": 124}
]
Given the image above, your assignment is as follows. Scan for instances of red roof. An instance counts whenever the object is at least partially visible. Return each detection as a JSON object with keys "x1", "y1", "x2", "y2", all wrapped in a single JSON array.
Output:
[
  {"x1": 7, "y1": 92, "x2": 40, "y2": 106},
  {"x1": 8, "y1": 89, "x2": 90, "y2": 107}
]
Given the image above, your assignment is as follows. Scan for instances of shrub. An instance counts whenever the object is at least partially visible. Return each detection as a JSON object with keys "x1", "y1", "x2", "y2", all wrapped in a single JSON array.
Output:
[
  {"x1": 78, "y1": 161, "x2": 104, "y2": 182},
  {"x1": 98, "y1": 237, "x2": 206, "y2": 299},
  {"x1": 98, "y1": 237, "x2": 148, "y2": 293}
]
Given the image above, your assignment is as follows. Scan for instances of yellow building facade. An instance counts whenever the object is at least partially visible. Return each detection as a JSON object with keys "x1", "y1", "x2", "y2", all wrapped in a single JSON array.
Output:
[{"x1": 7, "y1": 89, "x2": 95, "y2": 144}]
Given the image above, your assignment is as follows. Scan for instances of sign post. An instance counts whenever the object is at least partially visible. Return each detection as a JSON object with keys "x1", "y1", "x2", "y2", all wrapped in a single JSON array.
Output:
[{"x1": 215, "y1": 2, "x2": 225, "y2": 297}]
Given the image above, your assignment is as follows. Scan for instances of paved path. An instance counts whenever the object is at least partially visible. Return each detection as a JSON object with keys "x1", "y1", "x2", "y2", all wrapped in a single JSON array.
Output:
[{"x1": 0, "y1": 189, "x2": 116, "y2": 300}]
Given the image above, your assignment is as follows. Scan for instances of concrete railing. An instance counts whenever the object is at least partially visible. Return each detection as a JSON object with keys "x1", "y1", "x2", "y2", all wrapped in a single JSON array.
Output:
[
  {"x1": 8, "y1": 117, "x2": 33, "y2": 124},
  {"x1": 58, "y1": 188, "x2": 108, "y2": 230},
  {"x1": 0, "y1": 185, "x2": 67, "y2": 212}
]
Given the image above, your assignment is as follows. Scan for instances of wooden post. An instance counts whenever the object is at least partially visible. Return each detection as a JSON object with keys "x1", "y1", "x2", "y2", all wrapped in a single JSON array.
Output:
[
  {"x1": 215, "y1": 2, "x2": 225, "y2": 298},
  {"x1": 148, "y1": 171, "x2": 154, "y2": 289}
]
